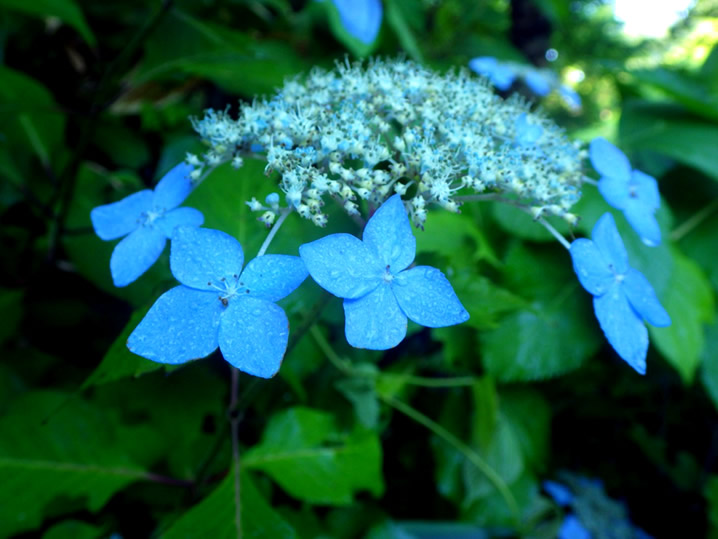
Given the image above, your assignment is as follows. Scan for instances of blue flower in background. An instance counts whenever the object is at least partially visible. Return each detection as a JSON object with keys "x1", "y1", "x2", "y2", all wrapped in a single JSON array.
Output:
[
  {"x1": 331, "y1": 0, "x2": 383, "y2": 44},
  {"x1": 299, "y1": 194, "x2": 469, "y2": 350},
  {"x1": 468, "y1": 56, "x2": 517, "y2": 91},
  {"x1": 543, "y1": 480, "x2": 574, "y2": 507},
  {"x1": 570, "y1": 213, "x2": 670, "y2": 374},
  {"x1": 127, "y1": 226, "x2": 308, "y2": 378},
  {"x1": 90, "y1": 163, "x2": 204, "y2": 287},
  {"x1": 559, "y1": 515, "x2": 592, "y2": 539},
  {"x1": 589, "y1": 137, "x2": 662, "y2": 246}
]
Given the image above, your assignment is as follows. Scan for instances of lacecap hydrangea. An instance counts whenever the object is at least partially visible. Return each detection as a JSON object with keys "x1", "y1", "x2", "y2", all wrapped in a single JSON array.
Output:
[{"x1": 190, "y1": 58, "x2": 586, "y2": 229}]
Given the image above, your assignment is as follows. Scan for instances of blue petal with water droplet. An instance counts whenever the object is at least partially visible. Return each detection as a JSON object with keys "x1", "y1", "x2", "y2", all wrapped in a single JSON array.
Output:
[
  {"x1": 240, "y1": 255, "x2": 308, "y2": 302},
  {"x1": 156, "y1": 207, "x2": 204, "y2": 238},
  {"x1": 569, "y1": 238, "x2": 614, "y2": 296},
  {"x1": 362, "y1": 194, "x2": 416, "y2": 272},
  {"x1": 110, "y1": 225, "x2": 166, "y2": 287},
  {"x1": 91, "y1": 190, "x2": 153, "y2": 240},
  {"x1": 344, "y1": 283, "x2": 407, "y2": 350},
  {"x1": 591, "y1": 213, "x2": 629, "y2": 275},
  {"x1": 127, "y1": 285, "x2": 223, "y2": 363},
  {"x1": 623, "y1": 268, "x2": 671, "y2": 327},
  {"x1": 392, "y1": 266, "x2": 469, "y2": 328},
  {"x1": 219, "y1": 296, "x2": 289, "y2": 378},
  {"x1": 300, "y1": 233, "x2": 383, "y2": 299},
  {"x1": 589, "y1": 137, "x2": 632, "y2": 181},
  {"x1": 170, "y1": 227, "x2": 244, "y2": 291},
  {"x1": 152, "y1": 162, "x2": 194, "y2": 211}
]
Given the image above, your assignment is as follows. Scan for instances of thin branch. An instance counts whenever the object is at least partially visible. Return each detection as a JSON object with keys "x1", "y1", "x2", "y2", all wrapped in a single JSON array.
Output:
[
  {"x1": 670, "y1": 198, "x2": 718, "y2": 242},
  {"x1": 229, "y1": 367, "x2": 242, "y2": 538},
  {"x1": 257, "y1": 208, "x2": 291, "y2": 257},
  {"x1": 537, "y1": 217, "x2": 571, "y2": 250}
]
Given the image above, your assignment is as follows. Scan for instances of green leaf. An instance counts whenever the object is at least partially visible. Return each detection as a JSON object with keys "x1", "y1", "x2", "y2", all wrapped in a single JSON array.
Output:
[
  {"x1": 385, "y1": 0, "x2": 424, "y2": 62},
  {"x1": 706, "y1": 475, "x2": 718, "y2": 537},
  {"x1": 651, "y1": 250, "x2": 715, "y2": 383},
  {"x1": 163, "y1": 469, "x2": 297, "y2": 539},
  {"x1": 42, "y1": 520, "x2": 104, "y2": 539},
  {"x1": 620, "y1": 100, "x2": 718, "y2": 182},
  {"x1": 451, "y1": 272, "x2": 527, "y2": 331},
  {"x1": 700, "y1": 322, "x2": 718, "y2": 412},
  {"x1": 335, "y1": 367, "x2": 380, "y2": 429},
  {"x1": 135, "y1": 10, "x2": 310, "y2": 96},
  {"x1": 243, "y1": 407, "x2": 384, "y2": 504},
  {"x1": 0, "y1": 0, "x2": 95, "y2": 45},
  {"x1": 82, "y1": 305, "x2": 165, "y2": 388},
  {"x1": 0, "y1": 288, "x2": 24, "y2": 347},
  {"x1": 679, "y1": 209, "x2": 718, "y2": 293},
  {"x1": 0, "y1": 392, "x2": 148, "y2": 537},
  {"x1": 491, "y1": 202, "x2": 571, "y2": 243}
]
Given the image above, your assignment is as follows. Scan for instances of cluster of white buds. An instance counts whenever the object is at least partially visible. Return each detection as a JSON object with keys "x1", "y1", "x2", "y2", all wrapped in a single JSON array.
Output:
[{"x1": 191, "y1": 58, "x2": 585, "y2": 228}]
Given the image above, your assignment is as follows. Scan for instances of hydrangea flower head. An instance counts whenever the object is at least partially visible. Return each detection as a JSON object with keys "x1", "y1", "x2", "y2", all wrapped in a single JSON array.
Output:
[
  {"x1": 589, "y1": 137, "x2": 661, "y2": 246},
  {"x1": 299, "y1": 195, "x2": 469, "y2": 349},
  {"x1": 127, "y1": 227, "x2": 308, "y2": 378},
  {"x1": 331, "y1": 0, "x2": 383, "y2": 44},
  {"x1": 570, "y1": 213, "x2": 670, "y2": 374},
  {"x1": 90, "y1": 163, "x2": 204, "y2": 287}
]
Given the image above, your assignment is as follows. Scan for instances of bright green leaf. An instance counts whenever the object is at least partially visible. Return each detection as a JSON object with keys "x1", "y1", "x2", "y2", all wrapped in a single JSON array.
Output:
[{"x1": 0, "y1": 0, "x2": 95, "y2": 45}]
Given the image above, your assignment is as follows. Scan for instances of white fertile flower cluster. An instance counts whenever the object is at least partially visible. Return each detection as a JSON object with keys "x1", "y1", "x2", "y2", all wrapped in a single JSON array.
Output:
[{"x1": 190, "y1": 58, "x2": 585, "y2": 228}]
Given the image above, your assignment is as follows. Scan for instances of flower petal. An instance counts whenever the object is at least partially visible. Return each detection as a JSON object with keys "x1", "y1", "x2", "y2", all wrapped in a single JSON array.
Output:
[
  {"x1": 127, "y1": 286, "x2": 222, "y2": 363},
  {"x1": 362, "y1": 194, "x2": 416, "y2": 272},
  {"x1": 156, "y1": 207, "x2": 204, "y2": 238},
  {"x1": 631, "y1": 169, "x2": 660, "y2": 210},
  {"x1": 468, "y1": 56, "x2": 498, "y2": 76},
  {"x1": 299, "y1": 233, "x2": 382, "y2": 299},
  {"x1": 240, "y1": 255, "x2": 308, "y2": 302},
  {"x1": 152, "y1": 162, "x2": 194, "y2": 211},
  {"x1": 558, "y1": 515, "x2": 591, "y2": 539},
  {"x1": 623, "y1": 268, "x2": 671, "y2": 327},
  {"x1": 170, "y1": 226, "x2": 244, "y2": 290},
  {"x1": 559, "y1": 85, "x2": 581, "y2": 109},
  {"x1": 490, "y1": 64, "x2": 517, "y2": 91},
  {"x1": 110, "y1": 226, "x2": 166, "y2": 287},
  {"x1": 589, "y1": 137, "x2": 632, "y2": 182},
  {"x1": 343, "y1": 283, "x2": 407, "y2": 350},
  {"x1": 623, "y1": 202, "x2": 661, "y2": 247},
  {"x1": 591, "y1": 213, "x2": 629, "y2": 275},
  {"x1": 597, "y1": 175, "x2": 630, "y2": 210},
  {"x1": 514, "y1": 113, "x2": 543, "y2": 146},
  {"x1": 90, "y1": 190, "x2": 153, "y2": 240},
  {"x1": 392, "y1": 266, "x2": 469, "y2": 328},
  {"x1": 569, "y1": 238, "x2": 615, "y2": 296},
  {"x1": 331, "y1": 0, "x2": 383, "y2": 44},
  {"x1": 543, "y1": 480, "x2": 573, "y2": 507},
  {"x1": 593, "y1": 283, "x2": 648, "y2": 374},
  {"x1": 219, "y1": 296, "x2": 289, "y2": 378},
  {"x1": 523, "y1": 70, "x2": 552, "y2": 97}
]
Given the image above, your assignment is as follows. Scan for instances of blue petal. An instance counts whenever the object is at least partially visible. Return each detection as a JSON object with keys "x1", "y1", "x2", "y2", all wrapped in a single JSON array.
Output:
[
  {"x1": 543, "y1": 480, "x2": 573, "y2": 507},
  {"x1": 152, "y1": 162, "x2": 194, "y2": 211},
  {"x1": 623, "y1": 268, "x2": 671, "y2": 327},
  {"x1": 110, "y1": 226, "x2": 166, "y2": 287},
  {"x1": 344, "y1": 283, "x2": 407, "y2": 349},
  {"x1": 299, "y1": 233, "x2": 382, "y2": 299},
  {"x1": 127, "y1": 286, "x2": 222, "y2": 363},
  {"x1": 523, "y1": 70, "x2": 552, "y2": 96},
  {"x1": 558, "y1": 515, "x2": 591, "y2": 539},
  {"x1": 593, "y1": 283, "x2": 648, "y2": 374},
  {"x1": 170, "y1": 227, "x2": 244, "y2": 290},
  {"x1": 219, "y1": 296, "x2": 289, "y2": 378},
  {"x1": 91, "y1": 190, "x2": 153, "y2": 240},
  {"x1": 589, "y1": 137, "x2": 632, "y2": 181},
  {"x1": 156, "y1": 207, "x2": 204, "y2": 238},
  {"x1": 491, "y1": 64, "x2": 517, "y2": 91},
  {"x1": 331, "y1": 0, "x2": 383, "y2": 44},
  {"x1": 240, "y1": 255, "x2": 308, "y2": 302},
  {"x1": 559, "y1": 85, "x2": 581, "y2": 109},
  {"x1": 362, "y1": 194, "x2": 416, "y2": 272},
  {"x1": 468, "y1": 57, "x2": 498, "y2": 77},
  {"x1": 569, "y1": 238, "x2": 615, "y2": 296},
  {"x1": 392, "y1": 266, "x2": 469, "y2": 328},
  {"x1": 631, "y1": 170, "x2": 660, "y2": 210},
  {"x1": 591, "y1": 213, "x2": 629, "y2": 275},
  {"x1": 514, "y1": 113, "x2": 543, "y2": 146},
  {"x1": 623, "y1": 203, "x2": 661, "y2": 247},
  {"x1": 597, "y1": 175, "x2": 630, "y2": 210}
]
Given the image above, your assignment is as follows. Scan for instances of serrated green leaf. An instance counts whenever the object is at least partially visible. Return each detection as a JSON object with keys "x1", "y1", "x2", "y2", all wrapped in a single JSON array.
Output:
[
  {"x1": 163, "y1": 469, "x2": 296, "y2": 539},
  {"x1": 243, "y1": 407, "x2": 384, "y2": 504},
  {"x1": 0, "y1": 0, "x2": 95, "y2": 45},
  {"x1": 0, "y1": 392, "x2": 148, "y2": 537},
  {"x1": 651, "y1": 250, "x2": 715, "y2": 383}
]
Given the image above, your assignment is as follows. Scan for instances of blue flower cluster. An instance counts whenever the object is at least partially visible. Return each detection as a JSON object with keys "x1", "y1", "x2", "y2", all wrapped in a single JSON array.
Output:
[
  {"x1": 468, "y1": 56, "x2": 581, "y2": 109},
  {"x1": 93, "y1": 185, "x2": 469, "y2": 376}
]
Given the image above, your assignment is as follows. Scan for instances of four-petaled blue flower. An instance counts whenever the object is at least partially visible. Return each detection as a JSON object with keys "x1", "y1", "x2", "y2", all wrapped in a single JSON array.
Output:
[
  {"x1": 299, "y1": 194, "x2": 469, "y2": 349},
  {"x1": 127, "y1": 226, "x2": 308, "y2": 378},
  {"x1": 570, "y1": 213, "x2": 670, "y2": 374},
  {"x1": 331, "y1": 0, "x2": 383, "y2": 44},
  {"x1": 468, "y1": 57, "x2": 518, "y2": 91},
  {"x1": 90, "y1": 163, "x2": 204, "y2": 287},
  {"x1": 589, "y1": 137, "x2": 662, "y2": 246}
]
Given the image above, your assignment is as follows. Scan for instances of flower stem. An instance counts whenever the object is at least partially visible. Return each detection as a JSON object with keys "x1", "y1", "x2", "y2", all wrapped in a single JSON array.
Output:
[
  {"x1": 257, "y1": 208, "x2": 291, "y2": 257},
  {"x1": 379, "y1": 393, "x2": 521, "y2": 525},
  {"x1": 670, "y1": 198, "x2": 718, "y2": 242},
  {"x1": 381, "y1": 373, "x2": 476, "y2": 387},
  {"x1": 537, "y1": 217, "x2": 571, "y2": 250},
  {"x1": 228, "y1": 367, "x2": 242, "y2": 538},
  {"x1": 581, "y1": 175, "x2": 598, "y2": 186}
]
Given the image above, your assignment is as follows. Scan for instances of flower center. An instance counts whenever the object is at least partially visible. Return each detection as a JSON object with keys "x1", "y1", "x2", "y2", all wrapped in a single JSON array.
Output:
[
  {"x1": 383, "y1": 265, "x2": 394, "y2": 283},
  {"x1": 207, "y1": 275, "x2": 248, "y2": 306},
  {"x1": 142, "y1": 209, "x2": 164, "y2": 226}
]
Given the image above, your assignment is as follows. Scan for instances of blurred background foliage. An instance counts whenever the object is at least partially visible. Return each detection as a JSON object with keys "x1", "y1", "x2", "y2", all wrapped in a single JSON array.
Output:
[{"x1": 1, "y1": 0, "x2": 718, "y2": 537}]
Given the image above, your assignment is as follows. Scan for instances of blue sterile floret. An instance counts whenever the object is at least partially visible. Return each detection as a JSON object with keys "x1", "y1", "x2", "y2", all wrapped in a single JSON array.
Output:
[
  {"x1": 90, "y1": 163, "x2": 204, "y2": 287},
  {"x1": 299, "y1": 194, "x2": 469, "y2": 349},
  {"x1": 127, "y1": 226, "x2": 308, "y2": 378},
  {"x1": 570, "y1": 213, "x2": 670, "y2": 374},
  {"x1": 589, "y1": 137, "x2": 662, "y2": 246},
  {"x1": 543, "y1": 480, "x2": 574, "y2": 507},
  {"x1": 559, "y1": 515, "x2": 591, "y2": 539},
  {"x1": 331, "y1": 0, "x2": 383, "y2": 44}
]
